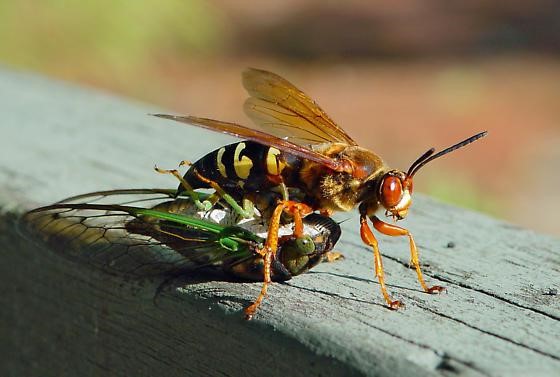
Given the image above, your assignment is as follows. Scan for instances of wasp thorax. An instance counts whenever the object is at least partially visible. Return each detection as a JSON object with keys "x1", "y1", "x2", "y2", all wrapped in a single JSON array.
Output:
[{"x1": 319, "y1": 172, "x2": 363, "y2": 212}]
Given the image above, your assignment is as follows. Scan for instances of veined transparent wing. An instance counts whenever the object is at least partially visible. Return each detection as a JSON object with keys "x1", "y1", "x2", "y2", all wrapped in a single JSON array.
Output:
[
  {"x1": 20, "y1": 189, "x2": 256, "y2": 277},
  {"x1": 242, "y1": 68, "x2": 357, "y2": 146}
]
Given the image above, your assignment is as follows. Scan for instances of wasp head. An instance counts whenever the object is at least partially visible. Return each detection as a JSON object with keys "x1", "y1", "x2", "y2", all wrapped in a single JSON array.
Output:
[
  {"x1": 378, "y1": 170, "x2": 413, "y2": 221},
  {"x1": 359, "y1": 131, "x2": 488, "y2": 221},
  {"x1": 358, "y1": 170, "x2": 412, "y2": 221}
]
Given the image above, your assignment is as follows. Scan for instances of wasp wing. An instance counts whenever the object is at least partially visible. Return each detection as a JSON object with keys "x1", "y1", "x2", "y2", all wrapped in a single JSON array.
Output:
[
  {"x1": 242, "y1": 68, "x2": 357, "y2": 146},
  {"x1": 153, "y1": 114, "x2": 348, "y2": 172}
]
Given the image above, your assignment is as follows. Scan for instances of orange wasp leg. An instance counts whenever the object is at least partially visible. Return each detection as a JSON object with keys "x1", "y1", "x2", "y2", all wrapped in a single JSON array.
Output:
[
  {"x1": 370, "y1": 216, "x2": 445, "y2": 294},
  {"x1": 360, "y1": 215, "x2": 403, "y2": 309},
  {"x1": 244, "y1": 200, "x2": 312, "y2": 320}
]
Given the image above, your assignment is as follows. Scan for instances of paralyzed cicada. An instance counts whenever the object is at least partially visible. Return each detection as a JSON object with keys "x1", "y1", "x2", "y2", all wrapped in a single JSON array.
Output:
[
  {"x1": 154, "y1": 68, "x2": 487, "y2": 317},
  {"x1": 20, "y1": 189, "x2": 342, "y2": 307}
]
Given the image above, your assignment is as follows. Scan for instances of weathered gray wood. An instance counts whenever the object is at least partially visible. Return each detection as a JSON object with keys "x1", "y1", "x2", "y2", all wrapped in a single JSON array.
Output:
[{"x1": 1, "y1": 67, "x2": 559, "y2": 377}]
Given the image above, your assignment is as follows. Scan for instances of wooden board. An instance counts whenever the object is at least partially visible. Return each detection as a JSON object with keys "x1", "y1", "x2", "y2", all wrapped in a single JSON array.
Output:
[{"x1": 1, "y1": 68, "x2": 559, "y2": 377}]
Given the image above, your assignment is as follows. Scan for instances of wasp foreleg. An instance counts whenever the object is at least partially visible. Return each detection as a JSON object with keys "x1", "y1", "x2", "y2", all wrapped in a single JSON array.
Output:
[
  {"x1": 370, "y1": 216, "x2": 445, "y2": 295},
  {"x1": 360, "y1": 215, "x2": 403, "y2": 309}
]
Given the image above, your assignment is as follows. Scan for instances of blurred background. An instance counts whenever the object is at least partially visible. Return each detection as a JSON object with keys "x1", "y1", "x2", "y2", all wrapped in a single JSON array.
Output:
[{"x1": 1, "y1": 0, "x2": 559, "y2": 236}]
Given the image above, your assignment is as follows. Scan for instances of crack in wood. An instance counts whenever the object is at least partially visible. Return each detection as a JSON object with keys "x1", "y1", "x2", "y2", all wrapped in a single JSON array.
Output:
[
  {"x1": 285, "y1": 281, "x2": 490, "y2": 376},
  {"x1": 416, "y1": 302, "x2": 560, "y2": 362},
  {"x1": 351, "y1": 314, "x2": 491, "y2": 377}
]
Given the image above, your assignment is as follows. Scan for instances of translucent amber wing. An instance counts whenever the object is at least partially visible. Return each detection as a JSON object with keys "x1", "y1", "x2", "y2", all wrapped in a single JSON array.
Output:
[
  {"x1": 242, "y1": 68, "x2": 357, "y2": 146},
  {"x1": 154, "y1": 114, "x2": 348, "y2": 172}
]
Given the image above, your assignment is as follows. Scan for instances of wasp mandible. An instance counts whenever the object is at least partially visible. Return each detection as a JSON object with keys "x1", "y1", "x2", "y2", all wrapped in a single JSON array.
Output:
[{"x1": 154, "y1": 68, "x2": 487, "y2": 317}]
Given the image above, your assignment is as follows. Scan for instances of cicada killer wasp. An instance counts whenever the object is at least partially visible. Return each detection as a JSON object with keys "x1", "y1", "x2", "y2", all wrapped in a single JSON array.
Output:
[
  {"x1": 154, "y1": 68, "x2": 487, "y2": 318},
  {"x1": 20, "y1": 189, "x2": 341, "y2": 290}
]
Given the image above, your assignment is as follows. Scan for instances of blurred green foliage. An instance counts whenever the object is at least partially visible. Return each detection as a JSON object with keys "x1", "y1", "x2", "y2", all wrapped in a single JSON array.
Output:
[
  {"x1": 0, "y1": 1, "x2": 225, "y2": 73},
  {"x1": 0, "y1": 1, "x2": 544, "y2": 227},
  {"x1": 423, "y1": 171, "x2": 502, "y2": 216}
]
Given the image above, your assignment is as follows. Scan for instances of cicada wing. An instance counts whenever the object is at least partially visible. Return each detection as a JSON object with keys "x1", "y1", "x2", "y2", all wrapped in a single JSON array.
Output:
[
  {"x1": 21, "y1": 203, "x2": 197, "y2": 277},
  {"x1": 20, "y1": 191, "x2": 255, "y2": 278},
  {"x1": 54, "y1": 188, "x2": 177, "y2": 206}
]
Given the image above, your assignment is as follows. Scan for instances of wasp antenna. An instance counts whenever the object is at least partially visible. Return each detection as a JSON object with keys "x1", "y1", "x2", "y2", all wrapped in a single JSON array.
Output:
[
  {"x1": 407, "y1": 148, "x2": 435, "y2": 176},
  {"x1": 409, "y1": 131, "x2": 488, "y2": 177}
]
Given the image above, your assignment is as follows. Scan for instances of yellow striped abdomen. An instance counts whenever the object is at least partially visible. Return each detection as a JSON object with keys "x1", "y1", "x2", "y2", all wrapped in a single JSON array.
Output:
[{"x1": 180, "y1": 141, "x2": 293, "y2": 195}]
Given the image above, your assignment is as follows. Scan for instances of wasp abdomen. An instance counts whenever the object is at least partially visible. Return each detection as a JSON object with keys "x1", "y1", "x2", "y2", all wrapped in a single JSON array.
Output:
[{"x1": 181, "y1": 141, "x2": 291, "y2": 194}]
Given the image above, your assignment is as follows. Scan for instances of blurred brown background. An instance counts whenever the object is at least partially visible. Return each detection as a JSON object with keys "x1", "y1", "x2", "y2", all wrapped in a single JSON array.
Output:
[{"x1": 1, "y1": 0, "x2": 559, "y2": 236}]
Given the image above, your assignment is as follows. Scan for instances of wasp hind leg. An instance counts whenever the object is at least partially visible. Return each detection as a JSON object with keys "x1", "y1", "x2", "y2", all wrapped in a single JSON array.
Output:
[
  {"x1": 244, "y1": 200, "x2": 313, "y2": 320},
  {"x1": 370, "y1": 216, "x2": 445, "y2": 295},
  {"x1": 154, "y1": 163, "x2": 213, "y2": 211}
]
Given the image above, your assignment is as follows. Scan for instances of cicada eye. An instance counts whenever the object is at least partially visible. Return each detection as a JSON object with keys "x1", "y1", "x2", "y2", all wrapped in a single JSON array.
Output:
[
  {"x1": 295, "y1": 236, "x2": 316, "y2": 255},
  {"x1": 380, "y1": 175, "x2": 403, "y2": 209}
]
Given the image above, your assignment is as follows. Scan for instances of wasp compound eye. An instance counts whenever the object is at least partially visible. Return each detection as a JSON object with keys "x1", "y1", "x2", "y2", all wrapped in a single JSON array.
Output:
[{"x1": 380, "y1": 175, "x2": 403, "y2": 209}]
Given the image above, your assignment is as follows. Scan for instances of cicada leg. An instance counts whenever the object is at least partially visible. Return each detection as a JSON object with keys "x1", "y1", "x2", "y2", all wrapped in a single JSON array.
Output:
[
  {"x1": 190, "y1": 168, "x2": 255, "y2": 219},
  {"x1": 322, "y1": 251, "x2": 345, "y2": 263},
  {"x1": 360, "y1": 215, "x2": 403, "y2": 309},
  {"x1": 244, "y1": 200, "x2": 312, "y2": 320},
  {"x1": 154, "y1": 163, "x2": 212, "y2": 211},
  {"x1": 370, "y1": 216, "x2": 445, "y2": 295}
]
